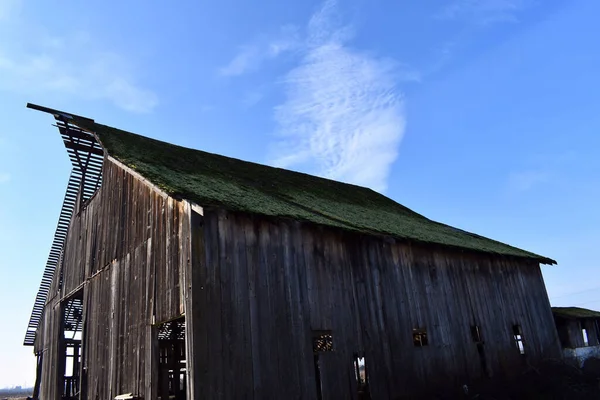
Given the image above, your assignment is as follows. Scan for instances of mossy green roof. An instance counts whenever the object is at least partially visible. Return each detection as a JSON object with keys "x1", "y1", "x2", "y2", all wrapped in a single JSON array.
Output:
[
  {"x1": 552, "y1": 307, "x2": 600, "y2": 319},
  {"x1": 77, "y1": 119, "x2": 555, "y2": 264}
]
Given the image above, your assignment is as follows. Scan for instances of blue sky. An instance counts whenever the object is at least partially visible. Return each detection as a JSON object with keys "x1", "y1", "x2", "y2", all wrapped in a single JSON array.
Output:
[{"x1": 1, "y1": 0, "x2": 599, "y2": 387}]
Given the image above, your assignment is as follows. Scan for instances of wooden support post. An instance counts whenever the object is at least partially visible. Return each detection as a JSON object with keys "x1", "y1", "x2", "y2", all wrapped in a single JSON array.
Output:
[
  {"x1": 73, "y1": 342, "x2": 81, "y2": 395},
  {"x1": 159, "y1": 345, "x2": 170, "y2": 399},
  {"x1": 57, "y1": 303, "x2": 67, "y2": 399},
  {"x1": 32, "y1": 352, "x2": 43, "y2": 400},
  {"x1": 169, "y1": 337, "x2": 180, "y2": 399},
  {"x1": 145, "y1": 325, "x2": 158, "y2": 400}
]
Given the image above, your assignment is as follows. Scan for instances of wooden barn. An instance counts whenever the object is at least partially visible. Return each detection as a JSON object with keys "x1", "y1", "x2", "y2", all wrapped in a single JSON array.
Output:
[
  {"x1": 24, "y1": 103, "x2": 562, "y2": 399},
  {"x1": 552, "y1": 307, "x2": 600, "y2": 367}
]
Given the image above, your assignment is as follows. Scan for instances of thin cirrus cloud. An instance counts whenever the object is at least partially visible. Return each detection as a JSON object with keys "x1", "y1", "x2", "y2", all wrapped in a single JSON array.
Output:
[
  {"x1": 0, "y1": 0, "x2": 21, "y2": 20},
  {"x1": 0, "y1": 172, "x2": 11, "y2": 184},
  {"x1": 242, "y1": 91, "x2": 265, "y2": 108},
  {"x1": 435, "y1": 0, "x2": 533, "y2": 25},
  {"x1": 270, "y1": 0, "x2": 406, "y2": 193},
  {"x1": 508, "y1": 170, "x2": 550, "y2": 192},
  {"x1": 0, "y1": 11, "x2": 158, "y2": 114},
  {"x1": 219, "y1": 45, "x2": 262, "y2": 77},
  {"x1": 219, "y1": 25, "x2": 300, "y2": 77},
  {"x1": 0, "y1": 49, "x2": 158, "y2": 114},
  {"x1": 506, "y1": 150, "x2": 579, "y2": 193}
]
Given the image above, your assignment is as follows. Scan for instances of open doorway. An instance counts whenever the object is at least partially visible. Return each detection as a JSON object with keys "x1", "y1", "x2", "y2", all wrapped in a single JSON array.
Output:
[
  {"x1": 60, "y1": 290, "x2": 83, "y2": 400},
  {"x1": 157, "y1": 316, "x2": 187, "y2": 400}
]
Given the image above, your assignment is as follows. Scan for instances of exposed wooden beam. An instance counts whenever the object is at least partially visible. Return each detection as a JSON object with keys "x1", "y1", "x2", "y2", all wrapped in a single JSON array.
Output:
[
  {"x1": 57, "y1": 126, "x2": 97, "y2": 143},
  {"x1": 64, "y1": 141, "x2": 104, "y2": 157},
  {"x1": 27, "y1": 103, "x2": 94, "y2": 123}
]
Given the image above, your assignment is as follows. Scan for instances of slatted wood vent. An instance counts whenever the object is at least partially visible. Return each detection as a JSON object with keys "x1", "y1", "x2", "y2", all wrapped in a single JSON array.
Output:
[{"x1": 24, "y1": 104, "x2": 104, "y2": 346}]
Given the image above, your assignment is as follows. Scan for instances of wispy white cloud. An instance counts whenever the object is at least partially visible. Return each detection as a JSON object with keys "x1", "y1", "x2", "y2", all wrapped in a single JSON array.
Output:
[
  {"x1": 219, "y1": 46, "x2": 262, "y2": 77},
  {"x1": 507, "y1": 150, "x2": 577, "y2": 193},
  {"x1": 198, "y1": 105, "x2": 215, "y2": 113},
  {"x1": 421, "y1": 41, "x2": 457, "y2": 77},
  {"x1": 270, "y1": 0, "x2": 405, "y2": 192},
  {"x1": 268, "y1": 25, "x2": 301, "y2": 57},
  {"x1": 0, "y1": 172, "x2": 10, "y2": 184},
  {"x1": 435, "y1": 0, "x2": 533, "y2": 25},
  {"x1": 0, "y1": 25, "x2": 158, "y2": 113},
  {"x1": 508, "y1": 170, "x2": 549, "y2": 192},
  {"x1": 530, "y1": 150, "x2": 578, "y2": 166},
  {"x1": 242, "y1": 91, "x2": 265, "y2": 108},
  {"x1": 0, "y1": 0, "x2": 21, "y2": 20},
  {"x1": 219, "y1": 25, "x2": 300, "y2": 77}
]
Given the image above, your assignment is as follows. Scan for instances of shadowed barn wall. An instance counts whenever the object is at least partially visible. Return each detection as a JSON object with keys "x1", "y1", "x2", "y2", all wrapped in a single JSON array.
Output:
[{"x1": 193, "y1": 209, "x2": 561, "y2": 399}]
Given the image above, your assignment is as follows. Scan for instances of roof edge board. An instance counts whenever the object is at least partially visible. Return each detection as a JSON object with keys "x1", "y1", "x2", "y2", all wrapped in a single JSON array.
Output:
[{"x1": 27, "y1": 103, "x2": 95, "y2": 123}]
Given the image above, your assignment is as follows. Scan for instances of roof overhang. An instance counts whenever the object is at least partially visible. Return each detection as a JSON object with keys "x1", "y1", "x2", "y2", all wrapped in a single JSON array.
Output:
[
  {"x1": 552, "y1": 307, "x2": 600, "y2": 320},
  {"x1": 23, "y1": 104, "x2": 103, "y2": 346}
]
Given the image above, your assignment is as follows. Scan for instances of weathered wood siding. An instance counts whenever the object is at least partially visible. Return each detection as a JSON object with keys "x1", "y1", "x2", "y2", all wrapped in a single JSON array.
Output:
[
  {"x1": 583, "y1": 319, "x2": 600, "y2": 346},
  {"x1": 34, "y1": 156, "x2": 560, "y2": 399},
  {"x1": 35, "y1": 240, "x2": 67, "y2": 400},
  {"x1": 36, "y1": 158, "x2": 191, "y2": 400},
  {"x1": 194, "y1": 209, "x2": 561, "y2": 399},
  {"x1": 38, "y1": 300, "x2": 63, "y2": 400},
  {"x1": 557, "y1": 318, "x2": 600, "y2": 348}
]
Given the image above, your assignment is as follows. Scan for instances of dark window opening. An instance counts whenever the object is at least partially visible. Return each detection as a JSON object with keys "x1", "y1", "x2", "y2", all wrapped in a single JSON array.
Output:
[
  {"x1": 312, "y1": 330, "x2": 333, "y2": 400},
  {"x1": 413, "y1": 328, "x2": 428, "y2": 347},
  {"x1": 471, "y1": 325, "x2": 490, "y2": 377},
  {"x1": 556, "y1": 319, "x2": 571, "y2": 348},
  {"x1": 471, "y1": 325, "x2": 483, "y2": 343},
  {"x1": 60, "y1": 291, "x2": 83, "y2": 400},
  {"x1": 313, "y1": 330, "x2": 334, "y2": 353},
  {"x1": 354, "y1": 353, "x2": 370, "y2": 400},
  {"x1": 157, "y1": 317, "x2": 187, "y2": 400},
  {"x1": 512, "y1": 325, "x2": 525, "y2": 355}
]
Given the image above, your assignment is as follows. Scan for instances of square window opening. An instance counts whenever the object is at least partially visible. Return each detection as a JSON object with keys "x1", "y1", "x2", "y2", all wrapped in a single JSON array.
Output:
[
  {"x1": 413, "y1": 328, "x2": 428, "y2": 347},
  {"x1": 512, "y1": 324, "x2": 525, "y2": 355},
  {"x1": 471, "y1": 325, "x2": 483, "y2": 343},
  {"x1": 313, "y1": 330, "x2": 334, "y2": 353}
]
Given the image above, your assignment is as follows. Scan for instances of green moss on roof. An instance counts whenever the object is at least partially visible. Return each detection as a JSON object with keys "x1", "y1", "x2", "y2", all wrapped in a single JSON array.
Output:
[
  {"x1": 77, "y1": 119, "x2": 555, "y2": 264},
  {"x1": 552, "y1": 307, "x2": 600, "y2": 319}
]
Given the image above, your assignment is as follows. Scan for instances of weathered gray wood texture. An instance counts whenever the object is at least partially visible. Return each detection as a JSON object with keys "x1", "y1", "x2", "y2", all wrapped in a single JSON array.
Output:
[
  {"x1": 556, "y1": 318, "x2": 600, "y2": 348},
  {"x1": 35, "y1": 158, "x2": 191, "y2": 400},
  {"x1": 34, "y1": 157, "x2": 561, "y2": 400},
  {"x1": 37, "y1": 300, "x2": 62, "y2": 400},
  {"x1": 194, "y1": 209, "x2": 562, "y2": 399}
]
